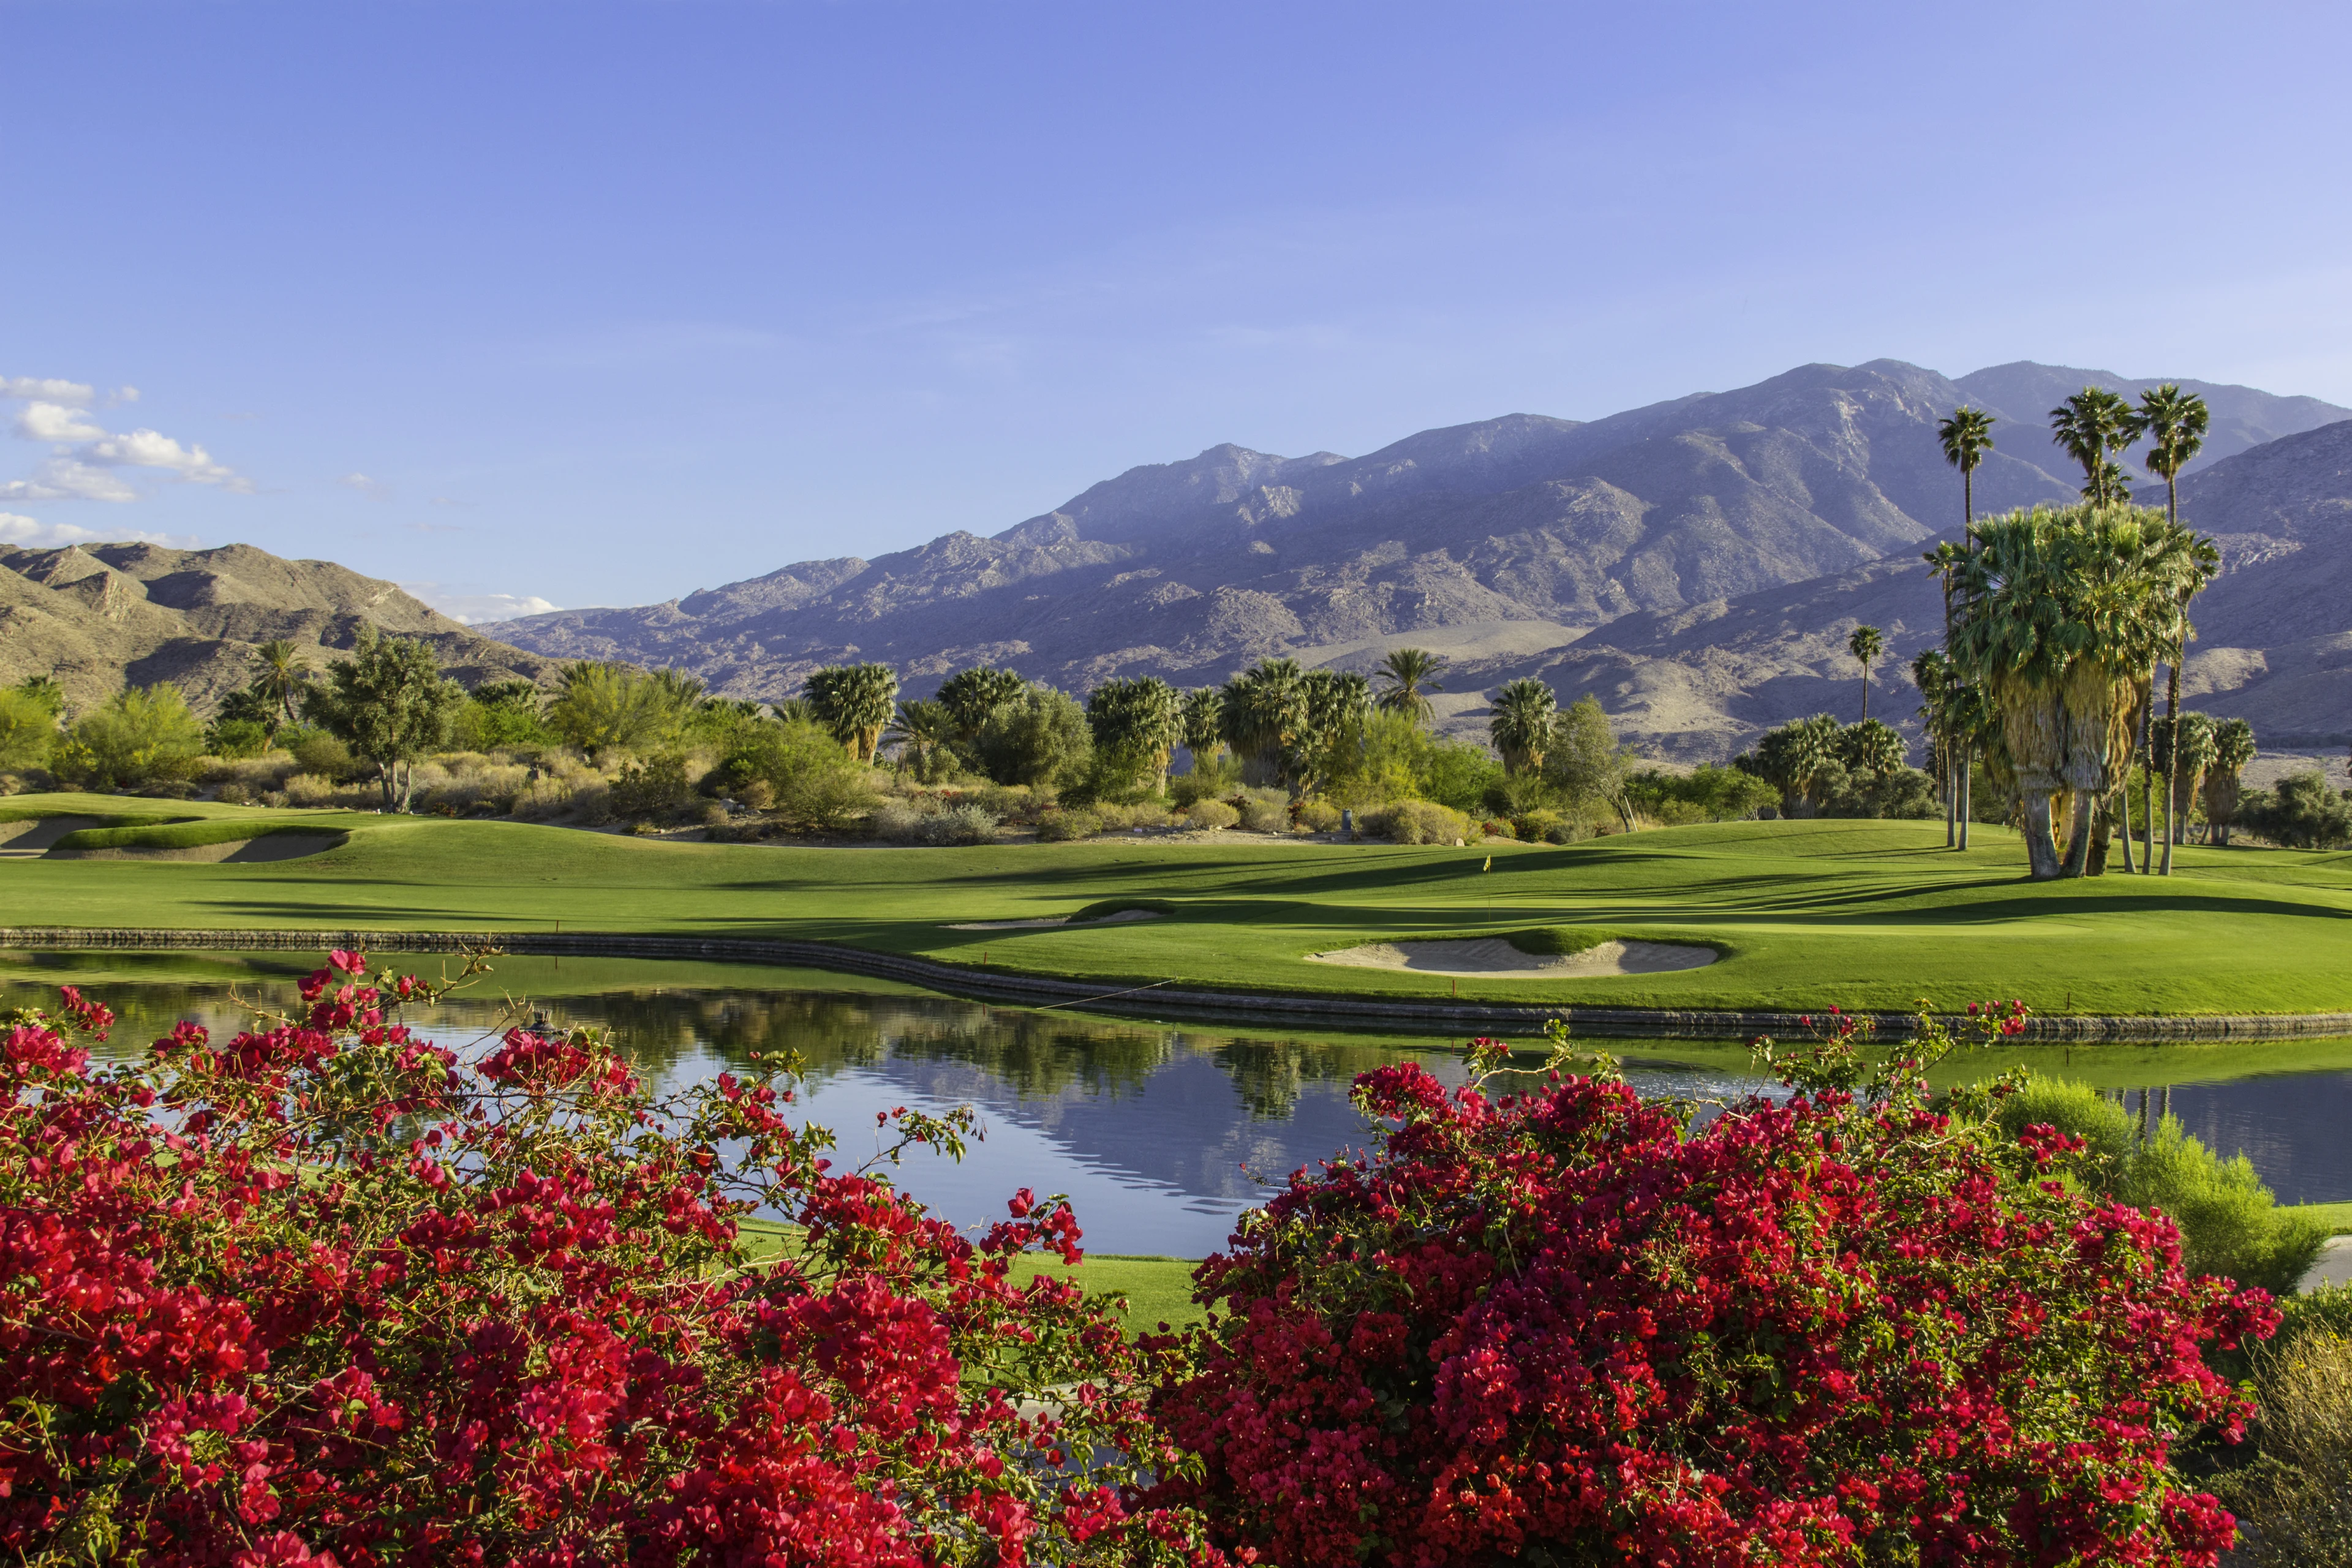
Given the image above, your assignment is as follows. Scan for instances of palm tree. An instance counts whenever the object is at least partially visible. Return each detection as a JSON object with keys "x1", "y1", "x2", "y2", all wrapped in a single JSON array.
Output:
[
  {"x1": 1950, "y1": 505, "x2": 2188, "y2": 879},
  {"x1": 1488, "y1": 679, "x2": 1558, "y2": 776},
  {"x1": 2141, "y1": 386, "x2": 2212, "y2": 874},
  {"x1": 1219, "y1": 658, "x2": 1308, "y2": 789},
  {"x1": 1373, "y1": 648, "x2": 1446, "y2": 724},
  {"x1": 1178, "y1": 687, "x2": 1224, "y2": 772},
  {"x1": 1838, "y1": 718, "x2": 1905, "y2": 778},
  {"x1": 1085, "y1": 676, "x2": 1183, "y2": 793},
  {"x1": 884, "y1": 698, "x2": 957, "y2": 780},
  {"x1": 251, "y1": 638, "x2": 312, "y2": 728},
  {"x1": 935, "y1": 665, "x2": 1025, "y2": 744},
  {"x1": 1937, "y1": 407, "x2": 1997, "y2": 537},
  {"x1": 1847, "y1": 625, "x2": 1885, "y2": 723},
  {"x1": 1741, "y1": 714, "x2": 1841, "y2": 817},
  {"x1": 1912, "y1": 648, "x2": 1959, "y2": 845},
  {"x1": 804, "y1": 663, "x2": 900, "y2": 763},
  {"x1": 2152, "y1": 712, "x2": 2219, "y2": 849},
  {"x1": 2049, "y1": 388, "x2": 2144, "y2": 505},
  {"x1": 2203, "y1": 717, "x2": 2256, "y2": 846}
]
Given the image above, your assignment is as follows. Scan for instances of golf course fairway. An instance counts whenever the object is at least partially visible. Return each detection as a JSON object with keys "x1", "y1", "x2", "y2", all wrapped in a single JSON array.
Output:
[{"x1": 4, "y1": 793, "x2": 2351, "y2": 1020}]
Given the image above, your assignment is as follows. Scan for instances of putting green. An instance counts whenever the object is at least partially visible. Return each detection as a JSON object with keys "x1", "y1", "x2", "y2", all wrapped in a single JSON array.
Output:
[{"x1": 4, "y1": 794, "x2": 2352, "y2": 1018}]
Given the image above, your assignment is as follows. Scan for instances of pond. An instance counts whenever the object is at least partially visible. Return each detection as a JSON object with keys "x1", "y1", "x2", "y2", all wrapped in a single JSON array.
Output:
[{"x1": 9, "y1": 949, "x2": 2350, "y2": 1256}]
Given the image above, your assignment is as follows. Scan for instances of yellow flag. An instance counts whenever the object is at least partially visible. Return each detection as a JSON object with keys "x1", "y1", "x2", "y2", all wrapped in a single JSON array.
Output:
[{"x1": 1482, "y1": 855, "x2": 1492, "y2": 872}]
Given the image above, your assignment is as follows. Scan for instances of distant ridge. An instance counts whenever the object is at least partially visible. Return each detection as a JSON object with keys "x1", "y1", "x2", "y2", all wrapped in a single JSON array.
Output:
[
  {"x1": 0, "y1": 541, "x2": 563, "y2": 716},
  {"x1": 459, "y1": 357, "x2": 2349, "y2": 759}
]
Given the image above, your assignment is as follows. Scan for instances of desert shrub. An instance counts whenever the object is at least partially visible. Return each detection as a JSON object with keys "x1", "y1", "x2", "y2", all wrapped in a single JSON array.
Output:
[
  {"x1": 1414, "y1": 736, "x2": 1504, "y2": 815},
  {"x1": 204, "y1": 717, "x2": 273, "y2": 760},
  {"x1": 198, "y1": 753, "x2": 303, "y2": 794},
  {"x1": 774, "y1": 761, "x2": 877, "y2": 831},
  {"x1": 608, "y1": 752, "x2": 695, "y2": 821},
  {"x1": 1184, "y1": 798, "x2": 1239, "y2": 831},
  {"x1": 1479, "y1": 817, "x2": 1515, "y2": 839},
  {"x1": 1364, "y1": 799, "x2": 1473, "y2": 845},
  {"x1": 0, "y1": 957, "x2": 1210, "y2": 1564},
  {"x1": 1169, "y1": 754, "x2": 1241, "y2": 807},
  {"x1": 282, "y1": 773, "x2": 379, "y2": 810},
  {"x1": 1822, "y1": 764, "x2": 1940, "y2": 820},
  {"x1": 1147, "y1": 1010, "x2": 2275, "y2": 1566},
  {"x1": 53, "y1": 684, "x2": 206, "y2": 791},
  {"x1": 213, "y1": 780, "x2": 252, "y2": 805},
  {"x1": 2238, "y1": 771, "x2": 2352, "y2": 849},
  {"x1": 871, "y1": 801, "x2": 930, "y2": 843},
  {"x1": 1035, "y1": 809, "x2": 1102, "y2": 842},
  {"x1": 509, "y1": 753, "x2": 610, "y2": 822},
  {"x1": 1295, "y1": 799, "x2": 1341, "y2": 833},
  {"x1": 920, "y1": 803, "x2": 1000, "y2": 846},
  {"x1": 281, "y1": 725, "x2": 358, "y2": 782},
  {"x1": 1512, "y1": 807, "x2": 1577, "y2": 843},
  {"x1": 1232, "y1": 786, "x2": 1289, "y2": 833},
  {"x1": 1992, "y1": 1080, "x2": 2326, "y2": 1295},
  {"x1": 405, "y1": 755, "x2": 537, "y2": 818},
  {"x1": 1624, "y1": 763, "x2": 1779, "y2": 824},
  {"x1": 2212, "y1": 1306, "x2": 2352, "y2": 1565}
]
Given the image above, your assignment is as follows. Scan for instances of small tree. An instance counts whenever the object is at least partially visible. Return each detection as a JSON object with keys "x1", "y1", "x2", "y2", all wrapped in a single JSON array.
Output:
[
  {"x1": 1847, "y1": 623, "x2": 1885, "y2": 722},
  {"x1": 55, "y1": 684, "x2": 206, "y2": 791},
  {"x1": 250, "y1": 638, "x2": 313, "y2": 726},
  {"x1": 548, "y1": 663, "x2": 696, "y2": 761},
  {"x1": 976, "y1": 684, "x2": 1093, "y2": 790},
  {"x1": 0, "y1": 684, "x2": 61, "y2": 774},
  {"x1": 1540, "y1": 694, "x2": 1623, "y2": 820},
  {"x1": 884, "y1": 698, "x2": 959, "y2": 782},
  {"x1": 306, "y1": 627, "x2": 465, "y2": 810}
]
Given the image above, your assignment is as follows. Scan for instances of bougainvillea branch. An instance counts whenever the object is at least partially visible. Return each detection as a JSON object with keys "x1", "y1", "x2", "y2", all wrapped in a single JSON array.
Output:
[{"x1": 0, "y1": 953, "x2": 1220, "y2": 1566}]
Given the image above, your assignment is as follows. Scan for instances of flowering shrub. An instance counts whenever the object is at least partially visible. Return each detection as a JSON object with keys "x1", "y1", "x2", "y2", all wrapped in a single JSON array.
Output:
[
  {"x1": 1, "y1": 952, "x2": 1218, "y2": 1565},
  {"x1": 1147, "y1": 1008, "x2": 2277, "y2": 1566}
]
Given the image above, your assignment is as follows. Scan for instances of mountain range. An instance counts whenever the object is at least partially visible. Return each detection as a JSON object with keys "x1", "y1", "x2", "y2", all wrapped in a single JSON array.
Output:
[{"x1": 486, "y1": 358, "x2": 2352, "y2": 759}]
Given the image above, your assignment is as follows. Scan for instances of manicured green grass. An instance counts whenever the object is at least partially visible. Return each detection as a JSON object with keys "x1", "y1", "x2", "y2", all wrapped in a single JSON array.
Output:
[
  {"x1": 2285, "y1": 1201, "x2": 2352, "y2": 1236},
  {"x1": 53, "y1": 817, "x2": 354, "y2": 851},
  {"x1": 7, "y1": 792, "x2": 2352, "y2": 1018}
]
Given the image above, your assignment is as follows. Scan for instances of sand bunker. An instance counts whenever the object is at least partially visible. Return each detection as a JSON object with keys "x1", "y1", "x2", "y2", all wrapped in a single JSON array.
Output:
[
  {"x1": 1307, "y1": 937, "x2": 1717, "y2": 979},
  {"x1": 948, "y1": 909, "x2": 1166, "y2": 931},
  {"x1": 0, "y1": 816, "x2": 105, "y2": 854},
  {"x1": 51, "y1": 834, "x2": 344, "y2": 864}
]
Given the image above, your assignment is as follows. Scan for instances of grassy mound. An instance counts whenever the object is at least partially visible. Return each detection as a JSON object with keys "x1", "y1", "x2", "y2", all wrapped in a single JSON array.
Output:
[
  {"x1": 1504, "y1": 926, "x2": 1616, "y2": 957},
  {"x1": 52, "y1": 820, "x2": 351, "y2": 853},
  {"x1": 1068, "y1": 898, "x2": 1178, "y2": 923}
]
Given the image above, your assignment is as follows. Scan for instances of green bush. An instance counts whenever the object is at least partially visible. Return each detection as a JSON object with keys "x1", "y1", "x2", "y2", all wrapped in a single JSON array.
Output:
[
  {"x1": 1480, "y1": 818, "x2": 1516, "y2": 840},
  {"x1": 1295, "y1": 799, "x2": 1342, "y2": 833},
  {"x1": 55, "y1": 684, "x2": 206, "y2": 791},
  {"x1": 1169, "y1": 756, "x2": 1240, "y2": 807},
  {"x1": 1992, "y1": 1080, "x2": 2326, "y2": 1294},
  {"x1": 1233, "y1": 787, "x2": 1290, "y2": 833},
  {"x1": 975, "y1": 686, "x2": 1093, "y2": 790},
  {"x1": 1624, "y1": 764, "x2": 1779, "y2": 824},
  {"x1": 920, "y1": 803, "x2": 999, "y2": 845},
  {"x1": 281, "y1": 725, "x2": 359, "y2": 782},
  {"x1": 1034, "y1": 809, "x2": 1101, "y2": 842},
  {"x1": 1417, "y1": 738, "x2": 1504, "y2": 815},
  {"x1": 1184, "y1": 798, "x2": 1239, "y2": 831},
  {"x1": 2239, "y1": 771, "x2": 2352, "y2": 850},
  {"x1": 1512, "y1": 809, "x2": 1578, "y2": 844},
  {"x1": 206, "y1": 718, "x2": 274, "y2": 760},
  {"x1": 609, "y1": 752, "x2": 694, "y2": 820},
  {"x1": 1365, "y1": 799, "x2": 1473, "y2": 845},
  {"x1": 0, "y1": 686, "x2": 60, "y2": 774}
]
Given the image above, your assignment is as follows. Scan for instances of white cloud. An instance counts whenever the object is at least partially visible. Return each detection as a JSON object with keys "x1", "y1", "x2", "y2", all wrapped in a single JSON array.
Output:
[
  {"x1": 401, "y1": 583, "x2": 563, "y2": 625},
  {"x1": 75, "y1": 428, "x2": 251, "y2": 491},
  {"x1": 0, "y1": 459, "x2": 141, "y2": 502},
  {"x1": 0, "y1": 511, "x2": 198, "y2": 549},
  {"x1": 15, "y1": 401, "x2": 108, "y2": 442},
  {"x1": 0, "y1": 375, "x2": 97, "y2": 406},
  {"x1": 341, "y1": 471, "x2": 393, "y2": 499}
]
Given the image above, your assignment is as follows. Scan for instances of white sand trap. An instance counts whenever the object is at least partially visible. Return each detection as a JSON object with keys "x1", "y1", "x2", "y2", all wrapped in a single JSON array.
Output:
[
  {"x1": 0, "y1": 816, "x2": 105, "y2": 854},
  {"x1": 1307, "y1": 937, "x2": 1717, "y2": 979},
  {"x1": 53, "y1": 833, "x2": 343, "y2": 863},
  {"x1": 948, "y1": 909, "x2": 1166, "y2": 931}
]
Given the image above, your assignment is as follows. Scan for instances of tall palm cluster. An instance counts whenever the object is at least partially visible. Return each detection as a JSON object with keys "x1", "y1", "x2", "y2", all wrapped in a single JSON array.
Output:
[
  {"x1": 1214, "y1": 657, "x2": 1374, "y2": 792},
  {"x1": 1926, "y1": 385, "x2": 2224, "y2": 879}
]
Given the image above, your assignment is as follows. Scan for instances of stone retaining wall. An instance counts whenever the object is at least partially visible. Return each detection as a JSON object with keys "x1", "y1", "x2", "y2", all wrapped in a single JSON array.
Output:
[{"x1": 2, "y1": 927, "x2": 2348, "y2": 1044}]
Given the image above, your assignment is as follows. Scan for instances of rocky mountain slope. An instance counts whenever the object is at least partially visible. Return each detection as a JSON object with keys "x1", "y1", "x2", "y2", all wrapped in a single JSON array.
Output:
[
  {"x1": 484, "y1": 358, "x2": 2352, "y2": 759},
  {"x1": 0, "y1": 542, "x2": 563, "y2": 717}
]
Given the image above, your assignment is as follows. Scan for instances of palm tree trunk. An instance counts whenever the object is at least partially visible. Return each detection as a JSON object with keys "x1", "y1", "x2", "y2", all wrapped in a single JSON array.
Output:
[
  {"x1": 2059, "y1": 788, "x2": 2097, "y2": 877},
  {"x1": 1860, "y1": 665, "x2": 1869, "y2": 723},
  {"x1": 2160, "y1": 654, "x2": 2181, "y2": 875},
  {"x1": 1943, "y1": 737, "x2": 1956, "y2": 847},
  {"x1": 2117, "y1": 780, "x2": 2136, "y2": 873},
  {"x1": 2022, "y1": 790, "x2": 2062, "y2": 880},
  {"x1": 1958, "y1": 742, "x2": 1972, "y2": 850}
]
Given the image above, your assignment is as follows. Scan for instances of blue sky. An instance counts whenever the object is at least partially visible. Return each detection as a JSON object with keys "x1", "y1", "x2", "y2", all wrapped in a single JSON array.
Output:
[{"x1": 5, "y1": 1, "x2": 2348, "y2": 620}]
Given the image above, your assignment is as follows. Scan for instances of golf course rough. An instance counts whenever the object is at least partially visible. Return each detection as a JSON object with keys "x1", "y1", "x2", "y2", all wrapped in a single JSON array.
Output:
[{"x1": 7, "y1": 793, "x2": 2352, "y2": 1022}]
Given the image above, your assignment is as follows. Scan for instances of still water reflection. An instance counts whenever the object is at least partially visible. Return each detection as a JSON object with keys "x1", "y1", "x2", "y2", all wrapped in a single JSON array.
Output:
[{"x1": 7, "y1": 951, "x2": 2346, "y2": 1254}]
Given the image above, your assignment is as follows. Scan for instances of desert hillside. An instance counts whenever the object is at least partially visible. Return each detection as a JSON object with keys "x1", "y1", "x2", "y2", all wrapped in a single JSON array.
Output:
[{"x1": 0, "y1": 541, "x2": 564, "y2": 716}]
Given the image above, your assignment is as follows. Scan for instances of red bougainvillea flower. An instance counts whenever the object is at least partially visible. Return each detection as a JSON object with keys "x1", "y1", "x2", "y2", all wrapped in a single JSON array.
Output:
[
  {"x1": 1147, "y1": 1003, "x2": 2271, "y2": 1567},
  {"x1": 0, "y1": 953, "x2": 1225, "y2": 1566}
]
